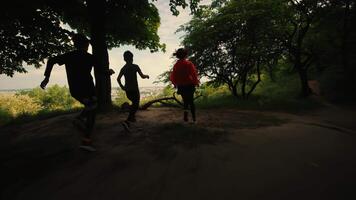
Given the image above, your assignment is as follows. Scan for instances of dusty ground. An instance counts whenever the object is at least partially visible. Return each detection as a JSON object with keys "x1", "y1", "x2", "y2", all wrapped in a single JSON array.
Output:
[{"x1": 1, "y1": 106, "x2": 356, "y2": 200}]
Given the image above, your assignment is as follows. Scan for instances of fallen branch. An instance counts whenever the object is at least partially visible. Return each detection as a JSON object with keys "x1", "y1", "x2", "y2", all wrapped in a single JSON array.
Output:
[
  {"x1": 140, "y1": 92, "x2": 202, "y2": 110},
  {"x1": 140, "y1": 92, "x2": 182, "y2": 110}
]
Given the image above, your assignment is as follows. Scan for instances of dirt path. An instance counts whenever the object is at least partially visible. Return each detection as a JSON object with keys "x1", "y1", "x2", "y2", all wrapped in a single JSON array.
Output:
[{"x1": 1, "y1": 107, "x2": 355, "y2": 200}]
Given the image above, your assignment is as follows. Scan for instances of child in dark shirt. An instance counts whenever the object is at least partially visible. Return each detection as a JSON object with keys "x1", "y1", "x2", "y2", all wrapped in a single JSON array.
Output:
[
  {"x1": 117, "y1": 51, "x2": 149, "y2": 130},
  {"x1": 40, "y1": 34, "x2": 97, "y2": 152}
]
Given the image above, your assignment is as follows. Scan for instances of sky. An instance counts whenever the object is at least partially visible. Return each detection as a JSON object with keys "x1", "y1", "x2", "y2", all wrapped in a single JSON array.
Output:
[{"x1": 0, "y1": 1, "x2": 200, "y2": 90}]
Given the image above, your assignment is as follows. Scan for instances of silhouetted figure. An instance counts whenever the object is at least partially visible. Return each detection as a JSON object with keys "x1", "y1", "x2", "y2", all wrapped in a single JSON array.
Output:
[
  {"x1": 117, "y1": 51, "x2": 149, "y2": 131},
  {"x1": 170, "y1": 48, "x2": 199, "y2": 123},
  {"x1": 40, "y1": 34, "x2": 97, "y2": 152}
]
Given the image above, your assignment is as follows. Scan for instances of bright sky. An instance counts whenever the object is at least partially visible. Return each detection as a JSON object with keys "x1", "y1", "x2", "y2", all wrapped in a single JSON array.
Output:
[{"x1": 0, "y1": 1, "x2": 200, "y2": 90}]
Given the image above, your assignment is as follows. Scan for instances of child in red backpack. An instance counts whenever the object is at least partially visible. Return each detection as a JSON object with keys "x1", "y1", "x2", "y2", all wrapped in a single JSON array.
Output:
[{"x1": 170, "y1": 48, "x2": 199, "y2": 123}]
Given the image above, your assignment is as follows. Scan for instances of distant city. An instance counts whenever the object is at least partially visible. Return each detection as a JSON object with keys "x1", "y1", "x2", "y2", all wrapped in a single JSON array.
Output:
[
  {"x1": 0, "y1": 88, "x2": 32, "y2": 93},
  {"x1": 0, "y1": 86, "x2": 166, "y2": 98},
  {"x1": 116, "y1": 86, "x2": 165, "y2": 98}
]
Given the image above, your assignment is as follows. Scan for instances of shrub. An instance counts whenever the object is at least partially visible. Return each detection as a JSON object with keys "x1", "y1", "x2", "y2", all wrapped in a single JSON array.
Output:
[
  {"x1": 0, "y1": 85, "x2": 83, "y2": 126},
  {"x1": 113, "y1": 88, "x2": 129, "y2": 106},
  {"x1": 254, "y1": 74, "x2": 301, "y2": 105},
  {"x1": 18, "y1": 85, "x2": 81, "y2": 111},
  {"x1": 0, "y1": 94, "x2": 42, "y2": 117}
]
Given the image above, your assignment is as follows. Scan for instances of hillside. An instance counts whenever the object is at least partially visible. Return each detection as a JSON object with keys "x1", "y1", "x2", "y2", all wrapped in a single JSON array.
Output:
[{"x1": 1, "y1": 107, "x2": 356, "y2": 200}]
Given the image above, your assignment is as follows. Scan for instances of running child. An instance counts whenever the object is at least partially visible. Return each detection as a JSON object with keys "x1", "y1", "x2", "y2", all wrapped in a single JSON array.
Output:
[
  {"x1": 117, "y1": 51, "x2": 149, "y2": 130},
  {"x1": 170, "y1": 48, "x2": 199, "y2": 123},
  {"x1": 40, "y1": 33, "x2": 97, "y2": 152}
]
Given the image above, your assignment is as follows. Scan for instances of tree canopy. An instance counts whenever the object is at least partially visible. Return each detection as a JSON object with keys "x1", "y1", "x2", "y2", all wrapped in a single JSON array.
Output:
[
  {"x1": 178, "y1": 0, "x2": 356, "y2": 100},
  {"x1": 0, "y1": 0, "x2": 201, "y2": 76},
  {"x1": 0, "y1": 1, "x2": 72, "y2": 76},
  {"x1": 49, "y1": 0, "x2": 164, "y2": 51},
  {"x1": 181, "y1": 0, "x2": 285, "y2": 98}
]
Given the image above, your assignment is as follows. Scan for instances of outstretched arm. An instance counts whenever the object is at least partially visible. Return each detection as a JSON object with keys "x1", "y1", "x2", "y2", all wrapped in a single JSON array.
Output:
[
  {"x1": 40, "y1": 57, "x2": 59, "y2": 89},
  {"x1": 117, "y1": 69, "x2": 126, "y2": 91},
  {"x1": 137, "y1": 67, "x2": 149, "y2": 79}
]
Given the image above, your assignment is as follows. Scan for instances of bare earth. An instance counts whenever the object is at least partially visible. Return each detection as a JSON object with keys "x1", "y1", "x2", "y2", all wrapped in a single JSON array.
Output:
[{"x1": 1, "y1": 106, "x2": 356, "y2": 200}]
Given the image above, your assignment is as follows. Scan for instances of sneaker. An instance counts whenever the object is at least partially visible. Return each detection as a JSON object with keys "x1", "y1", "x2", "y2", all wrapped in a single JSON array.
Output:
[{"x1": 79, "y1": 138, "x2": 96, "y2": 152}]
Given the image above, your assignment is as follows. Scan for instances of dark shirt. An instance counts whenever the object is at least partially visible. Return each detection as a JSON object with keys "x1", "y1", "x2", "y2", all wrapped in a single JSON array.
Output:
[
  {"x1": 44, "y1": 50, "x2": 95, "y2": 98},
  {"x1": 119, "y1": 63, "x2": 142, "y2": 91}
]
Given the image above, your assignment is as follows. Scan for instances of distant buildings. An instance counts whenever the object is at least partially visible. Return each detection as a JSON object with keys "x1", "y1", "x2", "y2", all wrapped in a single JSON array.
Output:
[{"x1": 111, "y1": 86, "x2": 164, "y2": 98}]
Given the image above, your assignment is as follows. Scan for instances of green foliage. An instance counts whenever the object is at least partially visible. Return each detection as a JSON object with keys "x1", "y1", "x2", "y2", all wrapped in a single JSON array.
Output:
[
  {"x1": 0, "y1": 94, "x2": 42, "y2": 117},
  {"x1": 0, "y1": 85, "x2": 83, "y2": 126},
  {"x1": 198, "y1": 84, "x2": 230, "y2": 99},
  {"x1": 0, "y1": 94, "x2": 42, "y2": 125},
  {"x1": 113, "y1": 88, "x2": 130, "y2": 106},
  {"x1": 309, "y1": 0, "x2": 356, "y2": 101},
  {"x1": 52, "y1": 0, "x2": 202, "y2": 52},
  {"x1": 160, "y1": 86, "x2": 175, "y2": 97},
  {"x1": 193, "y1": 76, "x2": 321, "y2": 112},
  {"x1": 318, "y1": 68, "x2": 350, "y2": 103},
  {"x1": 181, "y1": 0, "x2": 285, "y2": 98},
  {"x1": 0, "y1": 107, "x2": 11, "y2": 125},
  {"x1": 154, "y1": 70, "x2": 172, "y2": 85},
  {"x1": 255, "y1": 75, "x2": 300, "y2": 104},
  {"x1": 0, "y1": 0, "x2": 203, "y2": 77},
  {"x1": 178, "y1": 0, "x2": 356, "y2": 101},
  {"x1": 0, "y1": 1, "x2": 72, "y2": 76},
  {"x1": 18, "y1": 85, "x2": 81, "y2": 111}
]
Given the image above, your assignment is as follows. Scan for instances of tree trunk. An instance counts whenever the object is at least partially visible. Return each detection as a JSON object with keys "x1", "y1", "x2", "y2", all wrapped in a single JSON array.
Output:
[
  {"x1": 297, "y1": 66, "x2": 311, "y2": 97},
  {"x1": 241, "y1": 72, "x2": 247, "y2": 99},
  {"x1": 246, "y1": 61, "x2": 261, "y2": 98},
  {"x1": 232, "y1": 86, "x2": 238, "y2": 97},
  {"x1": 231, "y1": 84, "x2": 238, "y2": 98},
  {"x1": 87, "y1": 0, "x2": 112, "y2": 111}
]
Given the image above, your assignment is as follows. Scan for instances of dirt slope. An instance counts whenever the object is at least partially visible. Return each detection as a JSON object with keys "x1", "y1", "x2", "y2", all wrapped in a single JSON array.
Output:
[{"x1": 1, "y1": 107, "x2": 355, "y2": 200}]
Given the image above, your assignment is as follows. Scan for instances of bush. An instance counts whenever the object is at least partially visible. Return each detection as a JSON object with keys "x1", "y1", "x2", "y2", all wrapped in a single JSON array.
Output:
[
  {"x1": 254, "y1": 74, "x2": 301, "y2": 105},
  {"x1": 18, "y1": 85, "x2": 81, "y2": 111},
  {"x1": 0, "y1": 94, "x2": 42, "y2": 117},
  {"x1": 192, "y1": 75, "x2": 321, "y2": 112},
  {"x1": 0, "y1": 94, "x2": 43, "y2": 125},
  {"x1": 113, "y1": 88, "x2": 129, "y2": 106},
  {"x1": 0, "y1": 107, "x2": 12, "y2": 125},
  {"x1": 0, "y1": 85, "x2": 82, "y2": 126},
  {"x1": 160, "y1": 85, "x2": 175, "y2": 97}
]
